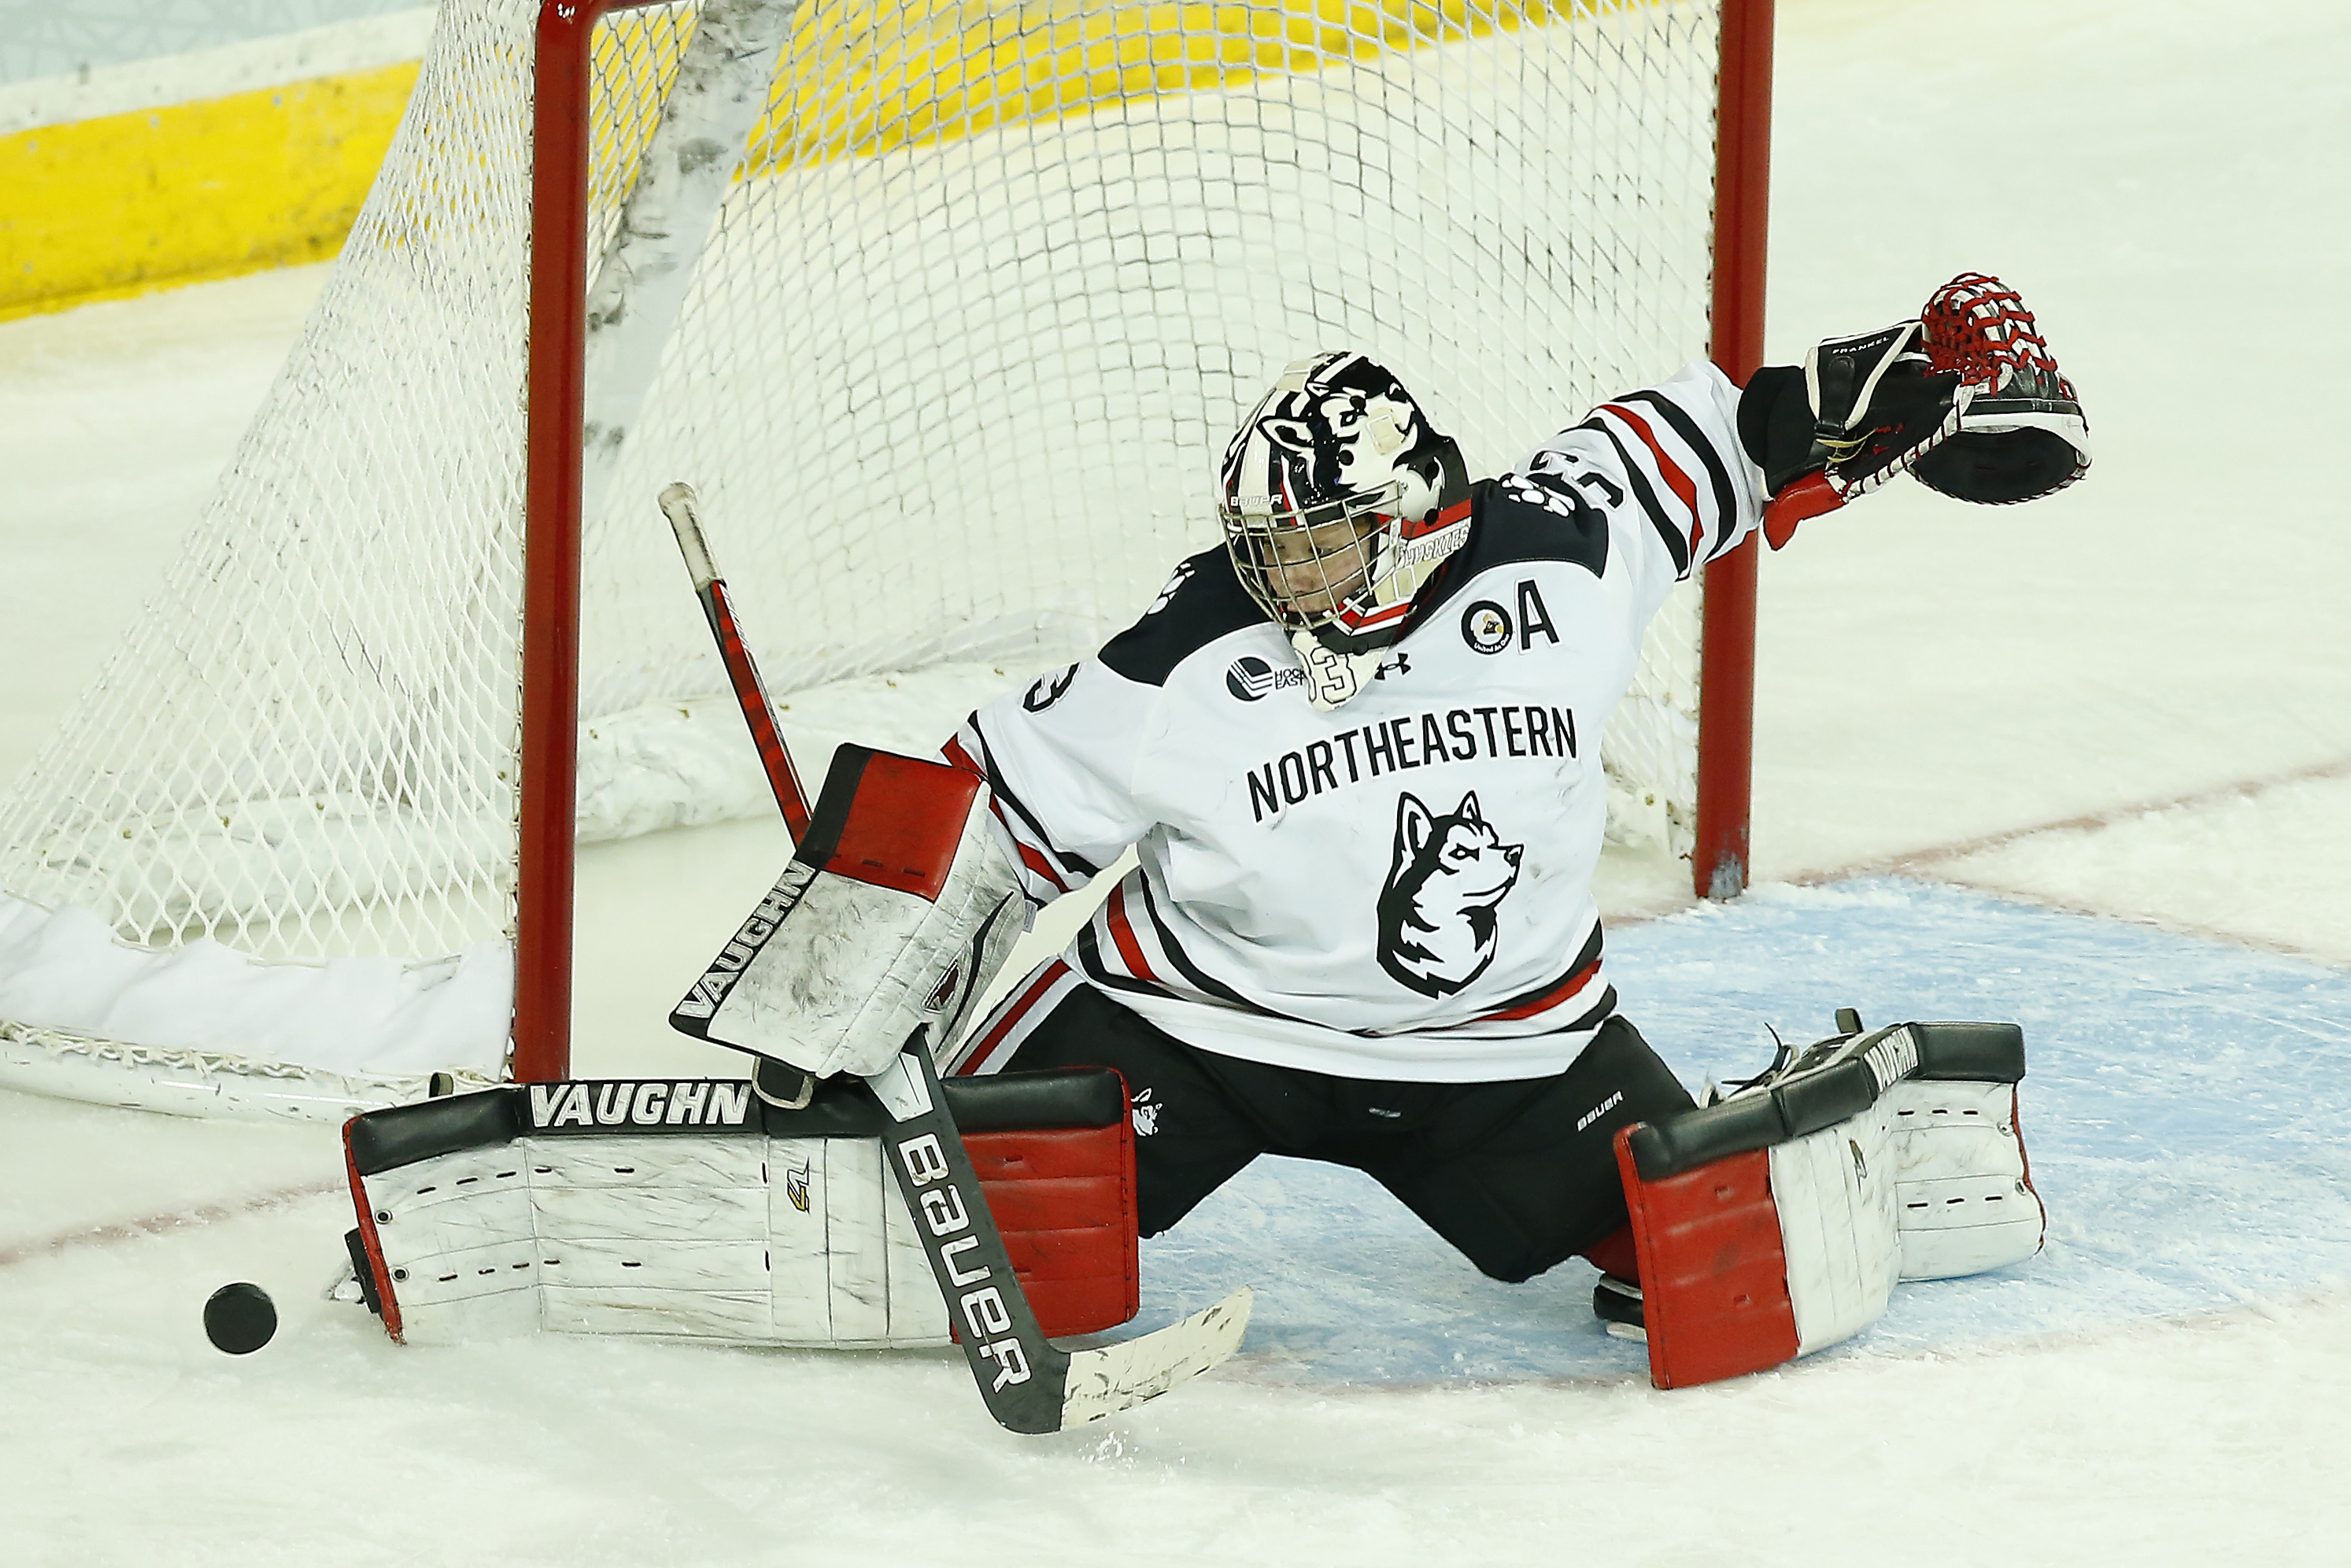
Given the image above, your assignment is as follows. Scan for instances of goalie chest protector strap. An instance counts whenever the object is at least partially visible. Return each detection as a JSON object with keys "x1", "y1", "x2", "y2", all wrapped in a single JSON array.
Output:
[{"x1": 342, "y1": 1068, "x2": 1138, "y2": 1348}]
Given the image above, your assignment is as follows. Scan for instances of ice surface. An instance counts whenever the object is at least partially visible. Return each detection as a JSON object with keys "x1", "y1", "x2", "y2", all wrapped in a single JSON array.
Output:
[
  {"x1": 1132, "y1": 882, "x2": 2351, "y2": 1385},
  {"x1": 5, "y1": 0, "x2": 2351, "y2": 1562}
]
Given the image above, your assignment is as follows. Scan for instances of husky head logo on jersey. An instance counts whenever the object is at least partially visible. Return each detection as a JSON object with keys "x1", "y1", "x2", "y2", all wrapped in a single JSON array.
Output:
[
  {"x1": 1376, "y1": 789, "x2": 1524, "y2": 998},
  {"x1": 1218, "y1": 352, "x2": 1471, "y2": 659}
]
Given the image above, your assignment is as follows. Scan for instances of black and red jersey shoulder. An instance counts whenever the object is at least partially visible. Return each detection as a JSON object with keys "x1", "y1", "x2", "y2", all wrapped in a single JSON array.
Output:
[
  {"x1": 1418, "y1": 475, "x2": 1612, "y2": 612},
  {"x1": 1098, "y1": 548, "x2": 1266, "y2": 689},
  {"x1": 1096, "y1": 471, "x2": 1631, "y2": 689}
]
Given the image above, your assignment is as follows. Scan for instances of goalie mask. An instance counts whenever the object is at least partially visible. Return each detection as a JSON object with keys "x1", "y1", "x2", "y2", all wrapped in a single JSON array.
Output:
[{"x1": 1218, "y1": 352, "x2": 1470, "y2": 657}]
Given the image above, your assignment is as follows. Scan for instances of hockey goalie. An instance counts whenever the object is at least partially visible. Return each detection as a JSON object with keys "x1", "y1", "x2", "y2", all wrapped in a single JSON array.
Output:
[{"x1": 352, "y1": 274, "x2": 2080, "y2": 1389}]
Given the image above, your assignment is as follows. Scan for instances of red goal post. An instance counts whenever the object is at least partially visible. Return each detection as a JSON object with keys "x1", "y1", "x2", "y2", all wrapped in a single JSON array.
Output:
[
  {"x1": 1697, "y1": 0, "x2": 1772, "y2": 905},
  {"x1": 513, "y1": 0, "x2": 1776, "y2": 1082}
]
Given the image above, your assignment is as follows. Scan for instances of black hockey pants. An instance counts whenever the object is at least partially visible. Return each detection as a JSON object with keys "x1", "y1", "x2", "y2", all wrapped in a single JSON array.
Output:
[{"x1": 996, "y1": 985, "x2": 1692, "y2": 1284}]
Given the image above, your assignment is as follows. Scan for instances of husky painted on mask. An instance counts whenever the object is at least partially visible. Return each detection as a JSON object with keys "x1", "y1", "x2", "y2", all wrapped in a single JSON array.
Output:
[{"x1": 1376, "y1": 790, "x2": 1524, "y2": 997}]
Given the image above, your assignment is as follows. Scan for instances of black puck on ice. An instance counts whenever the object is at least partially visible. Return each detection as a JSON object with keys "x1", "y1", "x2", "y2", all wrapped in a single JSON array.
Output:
[{"x1": 203, "y1": 1281, "x2": 278, "y2": 1355}]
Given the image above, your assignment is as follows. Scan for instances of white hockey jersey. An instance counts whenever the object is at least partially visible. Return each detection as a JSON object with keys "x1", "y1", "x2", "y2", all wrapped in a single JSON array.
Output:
[{"x1": 949, "y1": 361, "x2": 1763, "y2": 1083}]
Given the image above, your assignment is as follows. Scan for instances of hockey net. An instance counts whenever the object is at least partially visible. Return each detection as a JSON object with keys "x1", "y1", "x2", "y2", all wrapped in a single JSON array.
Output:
[{"x1": 0, "y1": 0, "x2": 1756, "y2": 1115}]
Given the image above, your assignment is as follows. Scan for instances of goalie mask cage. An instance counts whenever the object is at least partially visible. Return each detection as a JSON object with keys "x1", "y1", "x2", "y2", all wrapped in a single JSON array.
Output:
[{"x1": 0, "y1": 0, "x2": 1769, "y2": 1115}]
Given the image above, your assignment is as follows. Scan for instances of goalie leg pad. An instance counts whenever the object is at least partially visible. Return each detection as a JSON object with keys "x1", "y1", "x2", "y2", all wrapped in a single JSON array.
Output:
[
  {"x1": 1616, "y1": 1021, "x2": 1987, "y2": 1389},
  {"x1": 1887, "y1": 1074, "x2": 2045, "y2": 1281},
  {"x1": 1614, "y1": 1019, "x2": 2043, "y2": 1388},
  {"x1": 1614, "y1": 1107, "x2": 1901, "y2": 1389},
  {"x1": 1610, "y1": 1143, "x2": 1799, "y2": 1385},
  {"x1": 342, "y1": 1070, "x2": 1137, "y2": 1348},
  {"x1": 1789, "y1": 1017, "x2": 2045, "y2": 1280},
  {"x1": 671, "y1": 745, "x2": 1029, "y2": 1078}
]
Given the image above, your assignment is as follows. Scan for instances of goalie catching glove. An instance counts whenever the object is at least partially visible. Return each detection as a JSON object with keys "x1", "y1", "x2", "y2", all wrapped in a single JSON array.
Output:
[
  {"x1": 1747, "y1": 272, "x2": 2091, "y2": 547},
  {"x1": 671, "y1": 745, "x2": 1029, "y2": 1078},
  {"x1": 1910, "y1": 272, "x2": 2094, "y2": 508}
]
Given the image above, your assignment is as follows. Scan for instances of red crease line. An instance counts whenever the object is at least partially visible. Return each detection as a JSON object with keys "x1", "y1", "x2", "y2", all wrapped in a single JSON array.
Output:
[
  {"x1": 1790, "y1": 753, "x2": 2351, "y2": 885},
  {"x1": 0, "y1": 1178, "x2": 343, "y2": 1271}
]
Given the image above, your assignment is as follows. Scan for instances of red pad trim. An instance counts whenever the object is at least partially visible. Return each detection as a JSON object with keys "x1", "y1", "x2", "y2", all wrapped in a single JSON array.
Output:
[
  {"x1": 989, "y1": 1198, "x2": 1131, "y2": 1267},
  {"x1": 356, "y1": 1078, "x2": 1140, "y2": 1345},
  {"x1": 965, "y1": 1123, "x2": 1131, "y2": 1184},
  {"x1": 1021, "y1": 1278, "x2": 1136, "y2": 1337},
  {"x1": 2009, "y1": 1085, "x2": 2042, "y2": 1210},
  {"x1": 342, "y1": 1119, "x2": 405, "y2": 1345},
  {"x1": 965, "y1": 1114, "x2": 1140, "y2": 1337},
  {"x1": 825, "y1": 752, "x2": 981, "y2": 900},
  {"x1": 1614, "y1": 1128, "x2": 1798, "y2": 1389}
]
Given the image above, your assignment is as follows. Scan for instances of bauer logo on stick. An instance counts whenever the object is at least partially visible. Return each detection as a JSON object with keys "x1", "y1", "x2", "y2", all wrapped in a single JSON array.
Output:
[{"x1": 894, "y1": 1130, "x2": 1033, "y2": 1393}]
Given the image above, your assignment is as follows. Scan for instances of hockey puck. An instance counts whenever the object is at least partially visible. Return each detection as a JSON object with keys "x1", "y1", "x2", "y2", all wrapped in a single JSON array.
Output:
[{"x1": 203, "y1": 1281, "x2": 277, "y2": 1355}]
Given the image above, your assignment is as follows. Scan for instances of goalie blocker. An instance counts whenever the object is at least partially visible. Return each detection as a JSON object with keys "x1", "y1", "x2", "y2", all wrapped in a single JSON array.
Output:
[
  {"x1": 340, "y1": 1068, "x2": 1138, "y2": 1348},
  {"x1": 668, "y1": 743, "x2": 1028, "y2": 1081},
  {"x1": 1613, "y1": 1019, "x2": 2045, "y2": 1389}
]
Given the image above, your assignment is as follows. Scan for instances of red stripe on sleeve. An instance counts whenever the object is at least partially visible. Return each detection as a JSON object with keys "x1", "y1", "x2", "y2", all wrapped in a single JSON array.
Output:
[
  {"x1": 1602, "y1": 402, "x2": 1706, "y2": 555},
  {"x1": 992, "y1": 801, "x2": 1072, "y2": 894},
  {"x1": 942, "y1": 734, "x2": 985, "y2": 778},
  {"x1": 954, "y1": 960, "x2": 1072, "y2": 1075},
  {"x1": 1103, "y1": 884, "x2": 1159, "y2": 983},
  {"x1": 952, "y1": 730, "x2": 1072, "y2": 894}
]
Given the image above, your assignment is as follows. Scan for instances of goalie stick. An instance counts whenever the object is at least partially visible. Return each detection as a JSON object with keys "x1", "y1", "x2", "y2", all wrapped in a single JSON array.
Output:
[
  {"x1": 660, "y1": 481, "x2": 812, "y2": 841},
  {"x1": 656, "y1": 481, "x2": 1252, "y2": 1433}
]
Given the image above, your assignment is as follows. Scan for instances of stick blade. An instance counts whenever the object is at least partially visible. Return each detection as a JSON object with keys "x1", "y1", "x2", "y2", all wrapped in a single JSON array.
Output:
[{"x1": 1057, "y1": 1286, "x2": 1253, "y2": 1428}]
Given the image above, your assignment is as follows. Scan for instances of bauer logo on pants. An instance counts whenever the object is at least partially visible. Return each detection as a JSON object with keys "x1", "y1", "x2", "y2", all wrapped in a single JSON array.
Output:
[{"x1": 524, "y1": 1079, "x2": 757, "y2": 1133}]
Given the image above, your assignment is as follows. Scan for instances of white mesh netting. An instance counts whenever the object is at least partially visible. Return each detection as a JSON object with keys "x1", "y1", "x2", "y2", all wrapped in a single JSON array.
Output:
[{"x1": 0, "y1": 0, "x2": 1726, "y2": 1106}]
